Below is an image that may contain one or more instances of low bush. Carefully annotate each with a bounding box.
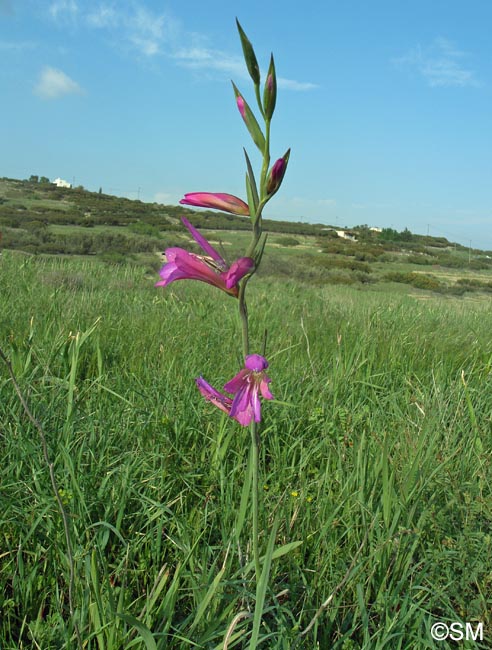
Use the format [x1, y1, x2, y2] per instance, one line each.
[384, 271, 442, 291]
[276, 236, 301, 247]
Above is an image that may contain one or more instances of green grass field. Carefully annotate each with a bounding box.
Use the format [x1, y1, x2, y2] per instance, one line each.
[1, 250, 491, 649]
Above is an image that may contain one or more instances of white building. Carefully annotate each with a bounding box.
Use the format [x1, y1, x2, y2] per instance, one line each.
[52, 178, 72, 188]
[335, 229, 357, 242]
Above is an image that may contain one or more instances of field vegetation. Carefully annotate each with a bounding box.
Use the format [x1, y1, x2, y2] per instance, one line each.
[1, 178, 491, 648]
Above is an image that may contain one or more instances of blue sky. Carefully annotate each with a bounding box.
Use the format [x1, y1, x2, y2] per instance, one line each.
[1, 0, 491, 250]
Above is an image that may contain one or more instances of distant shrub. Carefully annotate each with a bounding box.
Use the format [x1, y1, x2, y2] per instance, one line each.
[315, 257, 371, 273]
[24, 220, 47, 231]
[99, 251, 133, 265]
[435, 255, 467, 269]
[409, 274, 441, 290]
[378, 253, 398, 263]
[128, 221, 161, 237]
[354, 252, 376, 262]
[470, 259, 492, 270]
[456, 277, 481, 287]
[276, 236, 300, 247]
[324, 270, 358, 285]
[407, 254, 434, 265]
[456, 277, 492, 291]
[384, 271, 441, 291]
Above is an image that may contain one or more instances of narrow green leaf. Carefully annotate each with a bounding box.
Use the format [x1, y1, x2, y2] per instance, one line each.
[238, 539, 303, 577]
[236, 19, 260, 85]
[118, 613, 157, 650]
[248, 518, 279, 649]
[244, 148, 259, 212]
[235, 445, 253, 542]
[189, 549, 229, 633]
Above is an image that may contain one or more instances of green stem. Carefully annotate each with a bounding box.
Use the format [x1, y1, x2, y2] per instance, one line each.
[250, 421, 261, 582]
[238, 101, 272, 589]
[238, 281, 249, 359]
[259, 120, 271, 200]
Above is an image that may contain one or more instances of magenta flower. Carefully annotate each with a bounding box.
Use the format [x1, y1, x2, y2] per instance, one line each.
[180, 192, 249, 216]
[155, 217, 254, 296]
[196, 354, 273, 427]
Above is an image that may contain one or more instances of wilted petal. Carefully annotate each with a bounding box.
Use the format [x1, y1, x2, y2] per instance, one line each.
[196, 377, 233, 415]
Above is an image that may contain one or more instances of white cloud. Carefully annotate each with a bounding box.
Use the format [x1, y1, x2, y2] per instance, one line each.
[173, 46, 248, 77]
[46, 2, 317, 89]
[34, 66, 84, 99]
[125, 6, 180, 57]
[49, 0, 78, 21]
[173, 46, 317, 90]
[278, 78, 319, 91]
[395, 37, 480, 88]
[86, 5, 118, 28]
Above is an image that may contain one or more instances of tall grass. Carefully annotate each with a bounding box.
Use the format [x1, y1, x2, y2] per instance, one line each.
[1, 251, 491, 648]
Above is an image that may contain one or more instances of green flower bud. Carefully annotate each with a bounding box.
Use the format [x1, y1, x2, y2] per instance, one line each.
[263, 54, 277, 120]
[232, 82, 266, 153]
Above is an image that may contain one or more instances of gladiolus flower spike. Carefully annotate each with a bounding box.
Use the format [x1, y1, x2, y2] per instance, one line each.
[180, 192, 249, 216]
[196, 354, 273, 427]
[155, 217, 254, 296]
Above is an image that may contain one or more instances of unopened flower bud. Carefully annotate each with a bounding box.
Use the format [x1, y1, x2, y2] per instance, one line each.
[266, 149, 290, 196]
[263, 54, 277, 120]
[232, 82, 265, 153]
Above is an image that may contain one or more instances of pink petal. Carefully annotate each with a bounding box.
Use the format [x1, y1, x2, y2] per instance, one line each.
[196, 377, 233, 415]
[181, 217, 225, 265]
[260, 376, 274, 400]
[245, 354, 269, 372]
[223, 368, 250, 394]
[180, 192, 249, 216]
[155, 248, 237, 295]
[225, 257, 254, 289]
[229, 379, 265, 426]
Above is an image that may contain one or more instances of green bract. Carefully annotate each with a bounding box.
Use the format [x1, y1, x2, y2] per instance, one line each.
[236, 18, 261, 86]
[232, 82, 266, 153]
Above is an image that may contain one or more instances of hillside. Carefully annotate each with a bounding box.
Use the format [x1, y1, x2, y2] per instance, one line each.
[1, 176, 492, 297]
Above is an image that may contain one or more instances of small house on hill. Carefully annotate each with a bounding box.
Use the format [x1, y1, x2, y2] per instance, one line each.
[52, 178, 72, 188]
